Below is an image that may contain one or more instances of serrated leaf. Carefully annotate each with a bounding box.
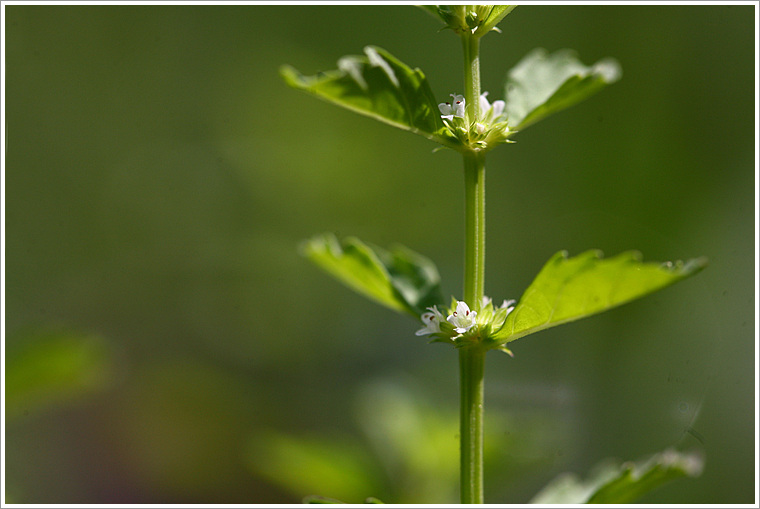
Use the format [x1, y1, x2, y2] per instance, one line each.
[493, 250, 707, 343]
[302, 233, 444, 318]
[281, 46, 448, 146]
[530, 448, 703, 504]
[504, 48, 621, 131]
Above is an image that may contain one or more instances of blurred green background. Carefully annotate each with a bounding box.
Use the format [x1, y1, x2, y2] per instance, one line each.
[4, 4, 756, 504]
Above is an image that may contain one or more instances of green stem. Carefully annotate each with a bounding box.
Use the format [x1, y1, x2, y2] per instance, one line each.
[459, 345, 486, 504]
[461, 34, 481, 124]
[463, 152, 486, 306]
[460, 32, 486, 505]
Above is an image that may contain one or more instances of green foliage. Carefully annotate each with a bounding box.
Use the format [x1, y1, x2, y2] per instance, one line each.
[504, 48, 622, 131]
[5, 329, 115, 419]
[281, 46, 449, 147]
[247, 430, 382, 504]
[249, 379, 550, 504]
[530, 448, 704, 504]
[493, 250, 707, 344]
[281, 45, 620, 153]
[302, 233, 444, 317]
[419, 5, 517, 37]
[481, 5, 518, 29]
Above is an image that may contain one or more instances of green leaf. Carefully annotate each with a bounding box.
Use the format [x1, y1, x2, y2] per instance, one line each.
[302, 233, 444, 318]
[5, 329, 115, 419]
[478, 5, 517, 34]
[504, 48, 621, 131]
[247, 430, 382, 504]
[493, 250, 707, 344]
[281, 46, 447, 146]
[530, 448, 704, 504]
[417, 5, 444, 21]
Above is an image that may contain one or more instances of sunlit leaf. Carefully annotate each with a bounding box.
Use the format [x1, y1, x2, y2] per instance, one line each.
[247, 430, 382, 504]
[493, 250, 706, 344]
[504, 48, 621, 130]
[5, 329, 115, 419]
[281, 46, 448, 146]
[530, 448, 704, 504]
[302, 233, 444, 317]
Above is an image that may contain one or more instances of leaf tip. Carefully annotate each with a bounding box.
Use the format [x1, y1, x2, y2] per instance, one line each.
[594, 57, 623, 83]
[299, 232, 338, 259]
[279, 64, 303, 87]
[667, 256, 709, 276]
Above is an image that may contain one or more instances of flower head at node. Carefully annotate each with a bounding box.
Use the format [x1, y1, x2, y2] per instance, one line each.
[414, 296, 518, 353]
[438, 92, 515, 152]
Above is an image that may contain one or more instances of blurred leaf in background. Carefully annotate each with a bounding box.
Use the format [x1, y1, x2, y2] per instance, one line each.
[6, 328, 117, 420]
[246, 377, 576, 504]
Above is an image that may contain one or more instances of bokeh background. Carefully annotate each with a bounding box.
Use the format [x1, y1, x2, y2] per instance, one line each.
[4, 4, 756, 504]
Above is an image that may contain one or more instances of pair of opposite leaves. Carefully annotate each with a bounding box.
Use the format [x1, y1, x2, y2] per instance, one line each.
[283, 45, 705, 348]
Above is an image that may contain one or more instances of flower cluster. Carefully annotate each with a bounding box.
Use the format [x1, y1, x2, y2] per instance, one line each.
[416, 296, 517, 354]
[438, 92, 515, 152]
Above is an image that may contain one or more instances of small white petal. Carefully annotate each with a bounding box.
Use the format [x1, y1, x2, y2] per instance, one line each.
[479, 92, 491, 113]
[491, 100, 506, 119]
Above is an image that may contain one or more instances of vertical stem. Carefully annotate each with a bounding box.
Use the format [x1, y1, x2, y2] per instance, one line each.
[463, 152, 486, 306]
[460, 151, 486, 505]
[459, 346, 486, 504]
[460, 31, 486, 505]
[461, 35, 481, 124]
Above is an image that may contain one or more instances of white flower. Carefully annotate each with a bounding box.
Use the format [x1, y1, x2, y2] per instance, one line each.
[438, 94, 465, 121]
[447, 301, 478, 334]
[415, 306, 445, 336]
[479, 92, 506, 122]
